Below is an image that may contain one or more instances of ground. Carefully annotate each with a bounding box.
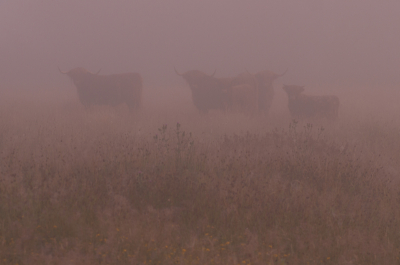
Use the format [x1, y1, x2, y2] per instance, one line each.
[0, 83, 399, 264]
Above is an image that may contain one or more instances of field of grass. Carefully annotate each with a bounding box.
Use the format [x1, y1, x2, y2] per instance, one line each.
[0, 85, 400, 264]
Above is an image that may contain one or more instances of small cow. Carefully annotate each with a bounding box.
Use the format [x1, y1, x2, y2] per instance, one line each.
[282, 85, 340, 121]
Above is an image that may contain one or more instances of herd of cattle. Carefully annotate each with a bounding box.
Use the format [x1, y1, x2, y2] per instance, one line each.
[58, 67, 340, 121]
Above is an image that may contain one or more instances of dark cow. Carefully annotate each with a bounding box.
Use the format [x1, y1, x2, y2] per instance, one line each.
[229, 83, 258, 115]
[247, 69, 287, 113]
[59, 67, 143, 110]
[175, 67, 229, 113]
[282, 85, 340, 121]
[224, 69, 287, 114]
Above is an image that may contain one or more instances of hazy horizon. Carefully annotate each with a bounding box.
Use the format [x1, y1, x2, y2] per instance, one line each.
[1, 0, 400, 88]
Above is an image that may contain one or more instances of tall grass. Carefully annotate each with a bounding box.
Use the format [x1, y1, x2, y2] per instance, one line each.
[0, 87, 399, 264]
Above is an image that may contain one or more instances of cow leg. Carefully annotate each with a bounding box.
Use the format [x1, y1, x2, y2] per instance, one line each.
[126, 101, 137, 112]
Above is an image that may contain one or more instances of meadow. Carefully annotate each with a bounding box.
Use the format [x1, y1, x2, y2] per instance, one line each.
[0, 83, 399, 264]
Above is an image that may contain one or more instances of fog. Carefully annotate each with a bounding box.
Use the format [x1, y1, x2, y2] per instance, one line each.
[1, 0, 400, 89]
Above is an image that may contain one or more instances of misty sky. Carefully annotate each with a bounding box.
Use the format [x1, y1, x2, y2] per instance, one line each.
[1, 0, 400, 87]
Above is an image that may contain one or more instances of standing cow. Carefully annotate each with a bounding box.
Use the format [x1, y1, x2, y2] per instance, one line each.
[229, 83, 259, 115]
[282, 85, 340, 121]
[175, 67, 229, 114]
[59, 67, 143, 110]
[248, 69, 287, 113]
[227, 69, 287, 114]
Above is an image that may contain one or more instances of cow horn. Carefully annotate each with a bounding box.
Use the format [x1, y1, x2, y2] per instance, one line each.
[88, 69, 101, 75]
[174, 66, 183, 76]
[210, 69, 216, 77]
[58, 66, 68, 74]
[245, 68, 258, 88]
[245, 68, 255, 76]
[278, 68, 288, 77]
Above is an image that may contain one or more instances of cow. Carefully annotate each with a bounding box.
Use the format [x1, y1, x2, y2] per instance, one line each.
[229, 83, 258, 115]
[223, 69, 286, 115]
[282, 85, 340, 121]
[174, 67, 229, 113]
[58, 67, 143, 110]
[247, 69, 287, 114]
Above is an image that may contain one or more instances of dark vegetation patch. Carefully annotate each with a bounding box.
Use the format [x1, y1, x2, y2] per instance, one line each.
[1, 113, 399, 264]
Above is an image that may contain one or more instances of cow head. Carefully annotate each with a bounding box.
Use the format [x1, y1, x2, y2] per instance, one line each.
[282, 85, 305, 100]
[175, 67, 230, 112]
[246, 69, 288, 89]
[243, 68, 287, 112]
[58, 67, 101, 87]
[174, 67, 217, 89]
